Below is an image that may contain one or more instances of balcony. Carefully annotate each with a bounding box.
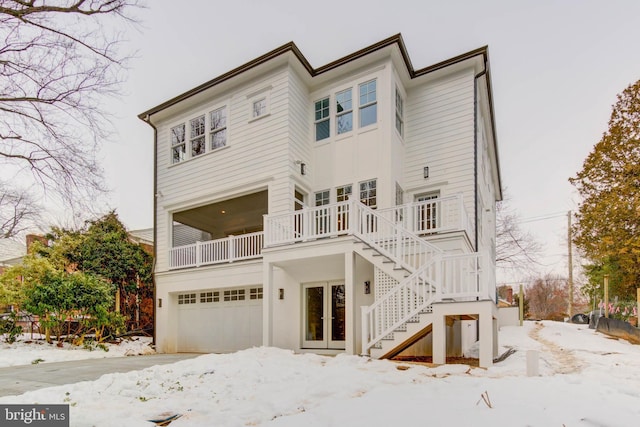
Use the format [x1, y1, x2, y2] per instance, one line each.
[169, 232, 264, 269]
[264, 194, 473, 248]
[168, 194, 473, 270]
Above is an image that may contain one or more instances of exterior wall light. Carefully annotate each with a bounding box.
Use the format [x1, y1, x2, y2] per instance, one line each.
[423, 166, 429, 179]
[294, 160, 306, 175]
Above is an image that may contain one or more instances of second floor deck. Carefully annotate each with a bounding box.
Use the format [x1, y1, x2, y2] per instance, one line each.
[168, 194, 473, 270]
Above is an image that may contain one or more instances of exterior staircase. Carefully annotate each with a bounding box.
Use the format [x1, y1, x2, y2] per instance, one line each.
[351, 202, 441, 358]
[352, 202, 482, 359]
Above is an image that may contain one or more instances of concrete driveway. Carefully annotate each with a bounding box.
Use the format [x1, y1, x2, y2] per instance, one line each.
[0, 353, 200, 397]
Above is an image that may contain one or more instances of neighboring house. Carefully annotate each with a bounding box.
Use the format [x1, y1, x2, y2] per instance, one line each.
[129, 228, 154, 255]
[139, 34, 502, 367]
[0, 239, 26, 276]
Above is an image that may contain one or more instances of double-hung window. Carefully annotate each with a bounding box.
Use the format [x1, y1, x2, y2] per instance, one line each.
[315, 97, 330, 141]
[190, 115, 206, 157]
[395, 87, 404, 136]
[359, 179, 377, 208]
[359, 80, 377, 128]
[210, 107, 227, 150]
[336, 88, 353, 134]
[253, 98, 267, 118]
[171, 124, 186, 164]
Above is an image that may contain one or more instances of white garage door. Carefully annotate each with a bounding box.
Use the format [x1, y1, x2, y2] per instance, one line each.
[177, 287, 263, 353]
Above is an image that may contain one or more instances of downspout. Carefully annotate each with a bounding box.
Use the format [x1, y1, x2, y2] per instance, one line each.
[474, 62, 488, 339]
[142, 114, 158, 347]
[474, 66, 487, 253]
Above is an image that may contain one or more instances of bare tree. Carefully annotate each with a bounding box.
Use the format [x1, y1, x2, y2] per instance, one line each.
[0, 0, 142, 220]
[526, 274, 568, 320]
[496, 193, 543, 275]
[0, 182, 39, 238]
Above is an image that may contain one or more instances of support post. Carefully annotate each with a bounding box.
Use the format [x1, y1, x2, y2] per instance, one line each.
[567, 211, 573, 318]
[604, 274, 609, 318]
[519, 284, 524, 326]
[432, 312, 446, 365]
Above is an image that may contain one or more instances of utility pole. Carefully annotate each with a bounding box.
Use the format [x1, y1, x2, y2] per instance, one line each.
[567, 210, 574, 319]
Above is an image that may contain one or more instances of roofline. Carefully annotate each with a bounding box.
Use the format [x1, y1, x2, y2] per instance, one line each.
[137, 34, 490, 120]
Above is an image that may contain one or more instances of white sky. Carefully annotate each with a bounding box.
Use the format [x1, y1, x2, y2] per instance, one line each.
[100, 0, 640, 284]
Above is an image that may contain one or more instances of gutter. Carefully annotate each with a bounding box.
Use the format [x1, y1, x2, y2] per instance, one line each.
[142, 114, 158, 347]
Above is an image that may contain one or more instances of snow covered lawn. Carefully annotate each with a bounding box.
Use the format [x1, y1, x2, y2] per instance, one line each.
[1, 321, 639, 426]
[0, 335, 155, 367]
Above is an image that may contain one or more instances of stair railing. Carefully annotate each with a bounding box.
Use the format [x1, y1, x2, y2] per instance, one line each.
[351, 201, 442, 275]
[361, 260, 440, 353]
[351, 201, 446, 353]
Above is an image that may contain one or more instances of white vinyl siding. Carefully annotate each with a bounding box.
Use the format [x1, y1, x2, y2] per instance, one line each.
[403, 69, 476, 220]
[154, 66, 292, 271]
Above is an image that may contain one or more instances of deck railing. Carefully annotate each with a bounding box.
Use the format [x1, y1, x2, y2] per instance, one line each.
[169, 231, 264, 269]
[375, 194, 474, 239]
[264, 195, 472, 248]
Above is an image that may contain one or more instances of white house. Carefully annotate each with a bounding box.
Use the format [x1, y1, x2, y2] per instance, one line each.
[139, 34, 502, 367]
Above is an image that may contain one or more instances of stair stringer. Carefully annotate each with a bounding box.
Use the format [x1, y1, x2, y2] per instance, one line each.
[353, 241, 410, 284]
[370, 311, 435, 360]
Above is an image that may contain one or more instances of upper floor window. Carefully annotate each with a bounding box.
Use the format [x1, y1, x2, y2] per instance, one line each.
[315, 190, 330, 206]
[395, 87, 404, 136]
[336, 88, 353, 134]
[336, 185, 352, 202]
[190, 115, 206, 157]
[359, 179, 377, 208]
[315, 97, 330, 141]
[359, 80, 377, 128]
[253, 98, 267, 118]
[210, 107, 227, 150]
[170, 106, 228, 165]
[171, 124, 186, 164]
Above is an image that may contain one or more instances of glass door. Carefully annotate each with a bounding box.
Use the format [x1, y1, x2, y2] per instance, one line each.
[302, 281, 345, 349]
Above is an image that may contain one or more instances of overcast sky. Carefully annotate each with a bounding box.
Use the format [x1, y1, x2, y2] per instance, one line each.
[101, 0, 640, 284]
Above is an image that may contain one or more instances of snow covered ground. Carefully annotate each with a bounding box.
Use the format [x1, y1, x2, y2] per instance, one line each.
[0, 335, 155, 367]
[1, 321, 639, 426]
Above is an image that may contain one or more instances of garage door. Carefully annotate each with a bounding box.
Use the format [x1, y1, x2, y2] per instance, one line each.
[177, 287, 263, 353]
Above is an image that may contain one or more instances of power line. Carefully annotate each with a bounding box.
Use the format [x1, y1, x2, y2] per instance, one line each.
[518, 212, 567, 224]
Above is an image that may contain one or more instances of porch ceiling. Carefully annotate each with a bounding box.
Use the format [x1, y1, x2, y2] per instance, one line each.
[273, 254, 345, 283]
[174, 190, 268, 237]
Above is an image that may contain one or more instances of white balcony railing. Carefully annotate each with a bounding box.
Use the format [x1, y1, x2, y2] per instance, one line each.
[170, 195, 473, 270]
[264, 195, 472, 247]
[169, 231, 264, 269]
[375, 194, 474, 239]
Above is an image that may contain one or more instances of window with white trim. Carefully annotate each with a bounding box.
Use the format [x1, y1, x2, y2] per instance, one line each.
[252, 98, 267, 118]
[178, 293, 196, 305]
[359, 179, 377, 208]
[224, 289, 246, 301]
[336, 185, 352, 202]
[359, 80, 377, 128]
[315, 190, 330, 206]
[250, 288, 263, 300]
[171, 124, 186, 164]
[314, 97, 330, 141]
[336, 88, 353, 134]
[190, 115, 206, 157]
[210, 107, 227, 150]
[395, 87, 404, 136]
[395, 182, 403, 205]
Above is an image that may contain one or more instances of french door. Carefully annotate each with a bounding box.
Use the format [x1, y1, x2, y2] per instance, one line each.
[302, 281, 346, 349]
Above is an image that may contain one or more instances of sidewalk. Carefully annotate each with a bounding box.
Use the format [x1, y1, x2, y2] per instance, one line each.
[0, 353, 200, 397]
